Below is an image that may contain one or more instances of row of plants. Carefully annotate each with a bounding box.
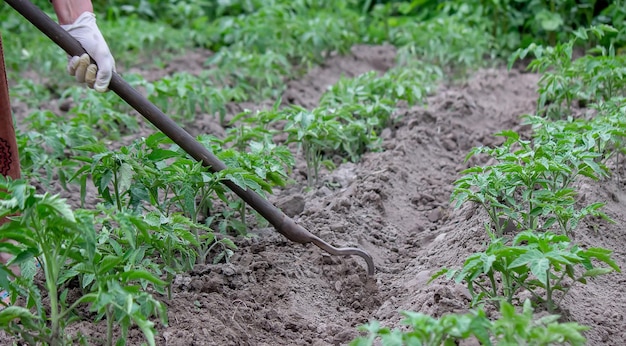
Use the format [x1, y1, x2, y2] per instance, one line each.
[1, 127, 296, 344]
[374, 0, 626, 52]
[226, 61, 443, 187]
[4, 0, 625, 94]
[352, 299, 589, 346]
[92, 0, 626, 52]
[0, 2, 456, 343]
[3, 0, 515, 109]
[352, 26, 624, 345]
[1, 0, 624, 345]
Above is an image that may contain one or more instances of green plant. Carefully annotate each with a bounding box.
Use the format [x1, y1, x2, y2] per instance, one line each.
[508, 25, 620, 118]
[141, 72, 231, 125]
[313, 66, 440, 164]
[283, 106, 344, 187]
[452, 130, 609, 236]
[351, 308, 492, 346]
[206, 49, 292, 101]
[586, 98, 626, 177]
[392, 15, 494, 74]
[597, 0, 626, 48]
[351, 299, 588, 346]
[434, 0, 616, 50]
[0, 177, 166, 346]
[90, 206, 199, 299]
[223, 101, 285, 152]
[432, 230, 620, 312]
[16, 111, 99, 190]
[70, 132, 283, 264]
[62, 86, 140, 140]
[492, 299, 588, 345]
[96, 16, 195, 67]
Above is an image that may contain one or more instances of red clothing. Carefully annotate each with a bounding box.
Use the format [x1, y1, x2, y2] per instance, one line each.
[0, 33, 20, 180]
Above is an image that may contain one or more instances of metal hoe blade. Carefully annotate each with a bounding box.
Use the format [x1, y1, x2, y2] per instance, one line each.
[6, 0, 375, 275]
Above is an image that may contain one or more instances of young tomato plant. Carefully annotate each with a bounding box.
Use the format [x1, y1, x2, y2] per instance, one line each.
[141, 72, 230, 125]
[62, 85, 140, 140]
[432, 230, 620, 313]
[525, 104, 626, 181]
[71, 134, 245, 264]
[91, 206, 199, 299]
[222, 98, 289, 154]
[71, 131, 287, 265]
[452, 129, 609, 236]
[351, 299, 588, 346]
[351, 309, 492, 346]
[16, 110, 99, 190]
[391, 15, 493, 75]
[283, 106, 344, 187]
[508, 25, 619, 118]
[0, 177, 166, 346]
[491, 299, 588, 346]
[212, 139, 294, 235]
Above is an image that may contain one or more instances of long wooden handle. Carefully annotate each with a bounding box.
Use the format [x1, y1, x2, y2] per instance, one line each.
[5, 0, 375, 275]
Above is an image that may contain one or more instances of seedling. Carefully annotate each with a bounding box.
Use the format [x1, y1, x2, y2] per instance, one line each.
[452, 129, 610, 236]
[0, 177, 166, 346]
[432, 231, 620, 313]
[508, 25, 619, 118]
[283, 106, 344, 186]
[351, 299, 588, 346]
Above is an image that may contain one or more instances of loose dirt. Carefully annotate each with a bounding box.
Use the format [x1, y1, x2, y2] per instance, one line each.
[6, 44, 626, 345]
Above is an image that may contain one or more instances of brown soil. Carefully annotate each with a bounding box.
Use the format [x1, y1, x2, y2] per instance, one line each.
[5, 44, 626, 345]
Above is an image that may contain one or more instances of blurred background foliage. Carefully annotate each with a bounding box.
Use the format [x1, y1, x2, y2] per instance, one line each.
[2, 0, 624, 51]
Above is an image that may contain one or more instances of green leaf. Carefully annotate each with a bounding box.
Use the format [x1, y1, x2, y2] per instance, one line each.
[508, 249, 539, 269]
[495, 130, 520, 141]
[146, 149, 180, 162]
[97, 255, 123, 275]
[118, 162, 134, 194]
[428, 268, 450, 284]
[135, 317, 157, 346]
[545, 323, 588, 345]
[120, 270, 167, 287]
[583, 247, 621, 272]
[582, 268, 614, 277]
[220, 237, 238, 250]
[0, 306, 39, 326]
[530, 258, 550, 286]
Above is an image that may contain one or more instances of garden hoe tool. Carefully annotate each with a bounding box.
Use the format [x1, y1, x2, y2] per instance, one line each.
[6, 0, 375, 275]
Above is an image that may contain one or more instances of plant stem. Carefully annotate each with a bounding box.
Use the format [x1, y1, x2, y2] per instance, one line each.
[36, 215, 61, 346]
[488, 272, 498, 298]
[515, 278, 546, 304]
[546, 267, 554, 313]
[46, 260, 60, 346]
[490, 204, 501, 236]
[113, 169, 122, 212]
[473, 280, 494, 300]
[239, 199, 246, 226]
[107, 306, 114, 346]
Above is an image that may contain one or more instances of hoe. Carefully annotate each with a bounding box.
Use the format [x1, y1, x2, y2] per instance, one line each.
[5, 0, 375, 275]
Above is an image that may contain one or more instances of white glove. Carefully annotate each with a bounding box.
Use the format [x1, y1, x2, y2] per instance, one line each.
[61, 12, 115, 92]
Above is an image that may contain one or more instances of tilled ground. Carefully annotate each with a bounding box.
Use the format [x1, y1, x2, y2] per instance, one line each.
[5, 45, 626, 345]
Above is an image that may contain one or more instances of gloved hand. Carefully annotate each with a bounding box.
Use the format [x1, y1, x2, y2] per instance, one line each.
[61, 12, 115, 92]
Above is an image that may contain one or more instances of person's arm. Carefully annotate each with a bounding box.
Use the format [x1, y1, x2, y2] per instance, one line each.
[51, 0, 115, 92]
[51, 0, 93, 25]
